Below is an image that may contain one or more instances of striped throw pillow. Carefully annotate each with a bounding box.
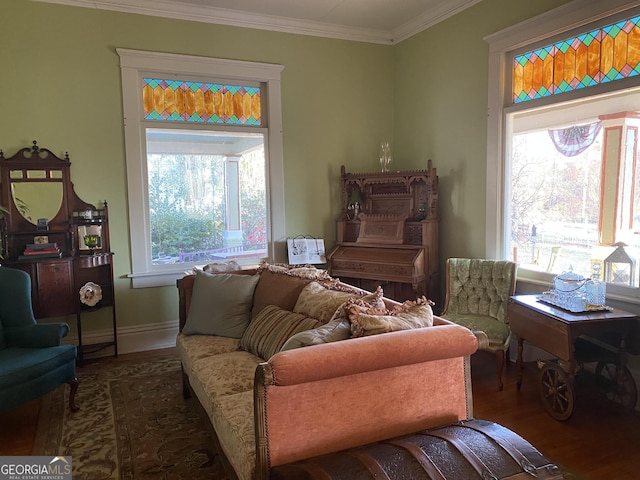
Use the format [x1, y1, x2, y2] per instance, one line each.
[240, 305, 322, 359]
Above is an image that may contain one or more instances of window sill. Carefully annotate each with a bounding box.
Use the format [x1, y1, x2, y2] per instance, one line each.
[127, 268, 191, 288]
[127, 259, 265, 288]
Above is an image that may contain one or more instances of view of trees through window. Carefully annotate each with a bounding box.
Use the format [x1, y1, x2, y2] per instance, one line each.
[509, 104, 640, 287]
[501, 6, 640, 290]
[510, 129, 603, 277]
[146, 128, 267, 265]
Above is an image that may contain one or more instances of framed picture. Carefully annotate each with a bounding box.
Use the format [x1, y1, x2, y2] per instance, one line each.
[33, 235, 49, 244]
[287, 237, 326, 265]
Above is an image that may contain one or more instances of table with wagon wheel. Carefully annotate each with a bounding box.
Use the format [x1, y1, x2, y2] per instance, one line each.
[508, 294, 638, 421]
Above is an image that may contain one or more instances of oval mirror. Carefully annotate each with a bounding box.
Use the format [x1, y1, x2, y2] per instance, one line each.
[11, 182, 64, 225]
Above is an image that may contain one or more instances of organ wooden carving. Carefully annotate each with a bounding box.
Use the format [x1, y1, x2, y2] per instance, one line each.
[328, 160, 439, 303]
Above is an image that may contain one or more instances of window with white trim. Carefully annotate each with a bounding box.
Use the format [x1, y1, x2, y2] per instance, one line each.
[117, 49, 285, 287]
[486, 1, 640, 298]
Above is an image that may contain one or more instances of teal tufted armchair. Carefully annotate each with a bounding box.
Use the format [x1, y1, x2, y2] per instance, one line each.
[0, 267, 79, 412]
[440, 258, 517, 390]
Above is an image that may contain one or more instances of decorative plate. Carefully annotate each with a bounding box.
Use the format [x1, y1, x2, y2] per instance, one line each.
[79, 282, 102, 307]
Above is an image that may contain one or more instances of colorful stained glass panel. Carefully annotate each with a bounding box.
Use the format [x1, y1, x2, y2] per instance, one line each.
[513, 16, 640, 103]
[142, 78, 261, 125]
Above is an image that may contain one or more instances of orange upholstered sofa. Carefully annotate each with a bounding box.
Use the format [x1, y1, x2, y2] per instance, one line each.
[176, 264, 479, 480]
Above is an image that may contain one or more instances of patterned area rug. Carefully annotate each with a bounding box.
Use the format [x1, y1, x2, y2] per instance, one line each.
[32, 354, 231, 480]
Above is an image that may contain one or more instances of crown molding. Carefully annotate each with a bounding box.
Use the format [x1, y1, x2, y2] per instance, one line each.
[391, 0, 482, 44]
[33, 0, 480, 45]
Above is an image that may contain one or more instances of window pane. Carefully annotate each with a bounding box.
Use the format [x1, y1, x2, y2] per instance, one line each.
[143, 78, 261, 125]
[146, 128, 267, 265]
[510, 128, 603, 278]
[512, 15, 640, 104]
[509, 99, 640, 288]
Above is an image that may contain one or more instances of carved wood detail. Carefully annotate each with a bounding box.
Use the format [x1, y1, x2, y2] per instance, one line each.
[329, 160, 439, 303]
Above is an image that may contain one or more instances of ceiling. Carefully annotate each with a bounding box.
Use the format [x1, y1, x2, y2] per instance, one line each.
[37, 0, 482, 44]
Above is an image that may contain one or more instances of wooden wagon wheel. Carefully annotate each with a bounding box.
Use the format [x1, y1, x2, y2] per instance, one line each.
[539, 362, 575, 421]
[595, 361, 638, 412]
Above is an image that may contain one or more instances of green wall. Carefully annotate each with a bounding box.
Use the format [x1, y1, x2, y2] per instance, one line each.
[2, 0, 392, 334]
[393, 0, 570, 262]
[1, 0, 569, 335]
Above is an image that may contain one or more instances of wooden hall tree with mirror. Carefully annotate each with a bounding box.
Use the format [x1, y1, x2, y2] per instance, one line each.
[0, 141, 117, 365]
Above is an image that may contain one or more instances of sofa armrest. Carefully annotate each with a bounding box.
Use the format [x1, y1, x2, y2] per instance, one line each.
[177, 275, 196, 332]
[433, 315, 455, 326]
[267, 324, 477, 385]
[254, 324, 478, 478]
[5, 323, 69, 348]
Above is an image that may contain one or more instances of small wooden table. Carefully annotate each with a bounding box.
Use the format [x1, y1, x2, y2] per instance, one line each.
[509, 294, 638, 420]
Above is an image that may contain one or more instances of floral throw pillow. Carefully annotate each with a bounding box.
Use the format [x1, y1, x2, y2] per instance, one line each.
[348, 296, 434, 337]
[330, 285, 385, 322]
[280, 286, 386, 351]
[293, 282, 360, 324]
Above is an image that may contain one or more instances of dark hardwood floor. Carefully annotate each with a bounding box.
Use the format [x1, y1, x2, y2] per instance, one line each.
[1, 348, 639, 479]
[471, 351, 640, 480]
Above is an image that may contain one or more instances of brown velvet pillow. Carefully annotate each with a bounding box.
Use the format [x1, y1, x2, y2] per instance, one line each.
[251, 270, 310, 318]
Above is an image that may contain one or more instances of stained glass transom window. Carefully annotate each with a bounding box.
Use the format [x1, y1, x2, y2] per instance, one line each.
[513, 15, 640, 103]
[142, 78, 261, 125]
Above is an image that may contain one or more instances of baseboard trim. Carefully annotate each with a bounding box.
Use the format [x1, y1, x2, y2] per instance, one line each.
[66, 320, 179, 357]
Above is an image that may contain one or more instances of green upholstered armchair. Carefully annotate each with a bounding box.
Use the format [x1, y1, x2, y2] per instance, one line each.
[0, 267, 79, 412]
[440, 258, 517, 390]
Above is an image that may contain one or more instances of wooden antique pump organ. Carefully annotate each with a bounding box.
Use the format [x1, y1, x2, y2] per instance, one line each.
[328, 160, 439, 303]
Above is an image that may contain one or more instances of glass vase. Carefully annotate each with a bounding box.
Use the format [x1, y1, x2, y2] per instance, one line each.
[379, 141, 391, 172]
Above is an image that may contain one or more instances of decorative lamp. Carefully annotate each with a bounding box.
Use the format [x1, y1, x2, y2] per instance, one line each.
[604, 242, 636, 286]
